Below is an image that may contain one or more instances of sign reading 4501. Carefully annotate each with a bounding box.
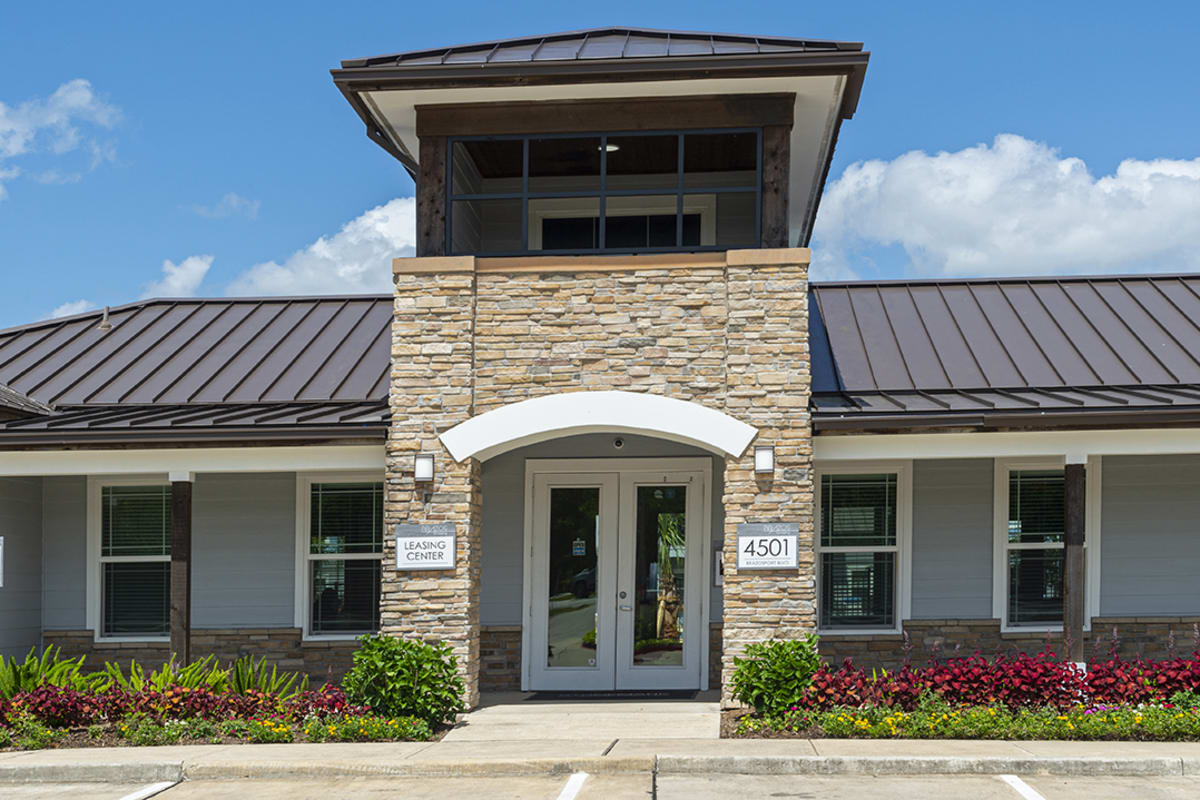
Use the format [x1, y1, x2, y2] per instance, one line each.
[736, 523, 799, 570]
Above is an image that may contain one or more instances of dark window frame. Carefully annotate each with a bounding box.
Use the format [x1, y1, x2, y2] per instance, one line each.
[305, 480, 384, 637]
[446, 128, 763, 256]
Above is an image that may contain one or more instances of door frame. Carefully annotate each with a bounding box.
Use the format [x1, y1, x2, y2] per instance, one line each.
[521, 457, 713, 692]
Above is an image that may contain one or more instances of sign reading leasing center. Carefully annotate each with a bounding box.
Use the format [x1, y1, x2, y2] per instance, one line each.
[736, 522, 799, 570]
[395, 522, 456, 570]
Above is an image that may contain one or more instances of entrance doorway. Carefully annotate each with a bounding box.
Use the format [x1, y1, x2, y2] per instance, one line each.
[524, 458, 710, 691]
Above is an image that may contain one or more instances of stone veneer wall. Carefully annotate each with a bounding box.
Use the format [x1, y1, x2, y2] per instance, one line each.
[819, 617, 1200, 669]
[390, 250, 811, 706]
[42, 628, 357, 683]
[480, 625, 521, 692]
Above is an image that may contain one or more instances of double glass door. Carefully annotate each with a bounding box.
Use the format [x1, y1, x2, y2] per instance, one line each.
[527, 461, 707, 691]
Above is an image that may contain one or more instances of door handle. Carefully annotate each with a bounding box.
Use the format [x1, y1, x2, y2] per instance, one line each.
[619, 605, 633, 611]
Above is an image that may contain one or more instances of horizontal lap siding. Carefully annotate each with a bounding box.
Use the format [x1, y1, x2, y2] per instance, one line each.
[42, 476, 86, 630]
[911, 459, 993, 619]
[192, 473, 296, 628]
[0, 477, 42, 658]
[1101, 455, 1200, 616]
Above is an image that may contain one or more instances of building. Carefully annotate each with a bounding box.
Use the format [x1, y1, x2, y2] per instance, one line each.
[2, 28, 1200, 708]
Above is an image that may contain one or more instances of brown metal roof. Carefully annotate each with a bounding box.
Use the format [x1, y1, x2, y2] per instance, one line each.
[811, 274, 1200, 431]
[340, 27, 862, 69]
[0, 296, 392, 407]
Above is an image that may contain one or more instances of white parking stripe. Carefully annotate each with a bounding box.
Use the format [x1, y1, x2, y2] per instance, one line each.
[998, 774, 1048, 800]
[555, 771, 590, 800]
[117, 781, 179, 800]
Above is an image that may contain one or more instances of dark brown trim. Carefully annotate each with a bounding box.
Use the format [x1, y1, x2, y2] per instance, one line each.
[170, 479, 192, 663]
[1063, 463, 1086, 661]
[760, 125, 790, 248]
[813, 407, 1200, 433]
[417, 136, 447, 257]
[415, 94, 796, 137]
[336, 87, 418, 177]
[0, 425, 387, 448]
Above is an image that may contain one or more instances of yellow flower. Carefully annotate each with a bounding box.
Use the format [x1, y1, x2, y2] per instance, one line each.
[1057, 715, 1068, 721]
[1067, 722, 1075, 730]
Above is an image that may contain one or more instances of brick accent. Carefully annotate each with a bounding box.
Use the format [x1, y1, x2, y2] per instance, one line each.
[41, 628, 356, 683]
[818, 617, 1200, 669]
[480, 625, 522, 691]
[720, 254, 813, 706]
[386, 270, 483, 707]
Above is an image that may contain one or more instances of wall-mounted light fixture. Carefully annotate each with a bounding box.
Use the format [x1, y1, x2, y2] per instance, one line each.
[414, 454, 435, 483]
[754, 446, 775, 475]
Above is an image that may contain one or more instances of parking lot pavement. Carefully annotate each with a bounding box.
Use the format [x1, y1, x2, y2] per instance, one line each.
[145, 773, 651, 799]
[1, 783, 174, 799]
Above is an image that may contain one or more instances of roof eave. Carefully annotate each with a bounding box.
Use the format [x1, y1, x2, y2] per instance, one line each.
[813, 406, 1200, 434]
[0, 424, 389, 448]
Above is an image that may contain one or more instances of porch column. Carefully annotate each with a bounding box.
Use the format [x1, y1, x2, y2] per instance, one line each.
[169, 471, 193, 664]
[720, 248, 814, 706]
[1063, 459, 1086, 662]
[384, 259, 482, 707]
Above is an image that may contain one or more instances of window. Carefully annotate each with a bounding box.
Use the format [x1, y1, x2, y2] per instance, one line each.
[815, 465, 910, 631]
[304, 480, 383, 636]
[1003, 468, 1065, 627]
[447, 130, 760, 255]
[99, 484, 170, 637]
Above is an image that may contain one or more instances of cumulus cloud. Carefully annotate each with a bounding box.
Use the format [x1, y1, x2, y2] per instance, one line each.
[46, 299, 96, 319]
[140, 255, 213, 298]
[811, 134, 1200, 280]
[226, 196, 415, 295]
[0, 79, 120, 200]
[193, 191, 260, 220]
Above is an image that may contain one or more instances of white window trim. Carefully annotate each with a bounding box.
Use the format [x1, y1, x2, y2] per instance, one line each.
[86, 475, 171, 643]
[992, 457, 1101, 633]
[294, 471, 386, 642]
[813, 460, 913, 636]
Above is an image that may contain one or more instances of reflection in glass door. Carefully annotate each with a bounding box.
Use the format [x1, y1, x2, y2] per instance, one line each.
[546, 487, 600, 669]
[631, 485, 687, 667]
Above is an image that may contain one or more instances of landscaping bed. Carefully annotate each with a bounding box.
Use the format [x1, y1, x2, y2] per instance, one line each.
[0, 635, 463, 751]
[724, 633, 1200, 741]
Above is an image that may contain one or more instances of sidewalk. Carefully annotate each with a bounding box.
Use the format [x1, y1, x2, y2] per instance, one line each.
[3, 738, 1200, 783]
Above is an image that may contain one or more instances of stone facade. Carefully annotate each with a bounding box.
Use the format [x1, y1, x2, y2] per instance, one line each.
[480, 625, 522, 691]
[42, 628, 357, 683]
[389, 250, 812, 705]
[819, 617, 1200, 669]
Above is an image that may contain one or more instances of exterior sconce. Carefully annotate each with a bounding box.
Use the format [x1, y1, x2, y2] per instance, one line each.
[754, 446, 775, 475]
[414, 454, 435, 483]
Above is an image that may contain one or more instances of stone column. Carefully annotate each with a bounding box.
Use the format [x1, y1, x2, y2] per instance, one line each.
[384, 256, 483, 707]
[720, 248, 814, 707]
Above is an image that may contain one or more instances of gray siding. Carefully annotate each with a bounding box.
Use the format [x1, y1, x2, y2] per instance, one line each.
[1101, 455, 1200, 616]
[192, 473, 296, 628]
[910, 459, 993, 619]
[41, 476, 87, 630]
[0, 477, 42, 658]
[480, 434, 724, 626]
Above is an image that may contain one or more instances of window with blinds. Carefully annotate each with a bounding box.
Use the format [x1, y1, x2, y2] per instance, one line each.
[1006, 470, 1065, 626]
[307, 481, 383, 635]
[99, 485, 171, 636]
[818, 473, 899, 629]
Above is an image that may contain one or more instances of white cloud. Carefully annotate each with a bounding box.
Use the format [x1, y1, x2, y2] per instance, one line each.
[226, 196, 415, 295]
[0, 79, 120, 201]
[193, 191, 260, 220]
[33, 169, 82, 185]
[46, 299, 96, 319]
[140, 255, 213, 298]
[811, 134, 1200, 280]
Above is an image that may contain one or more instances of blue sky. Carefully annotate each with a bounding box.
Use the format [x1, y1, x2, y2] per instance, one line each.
[1, 1, 1198, 327]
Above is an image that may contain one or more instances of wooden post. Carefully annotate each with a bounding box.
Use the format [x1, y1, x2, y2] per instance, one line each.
[760, 125, 791, 248]
[417, 136, 447, 257]
[1063, 462, 1086, 662]
[170, 476, 193, 664]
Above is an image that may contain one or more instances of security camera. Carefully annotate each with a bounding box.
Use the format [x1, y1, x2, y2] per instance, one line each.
[613, 437, 625, 449]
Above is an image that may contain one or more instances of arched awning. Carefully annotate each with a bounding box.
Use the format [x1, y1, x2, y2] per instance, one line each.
[439, 390, 757, 462]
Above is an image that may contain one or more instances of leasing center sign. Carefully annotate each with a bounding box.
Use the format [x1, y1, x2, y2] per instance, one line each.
[395, 522, 456, 570]
[736, 522, 799, 570]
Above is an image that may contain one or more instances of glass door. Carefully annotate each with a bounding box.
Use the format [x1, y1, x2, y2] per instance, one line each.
[615, 470, 704, 690]
[527, 473, 618, 690]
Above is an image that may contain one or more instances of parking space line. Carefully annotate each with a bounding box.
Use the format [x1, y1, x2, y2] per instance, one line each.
[998, 774, 1047, 800]
[117, 781, 179, 800]
[555, 771, 590, 800]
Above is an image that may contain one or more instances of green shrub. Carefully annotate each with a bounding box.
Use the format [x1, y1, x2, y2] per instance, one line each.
[1170, 689, 1200, 710]
[117, 716, 186, 746]
[303, 713, 431, 742]
[341, 636, 464, 726]
[229, 655, 306, 698]
[9, 716, 63, 749]
[730, 635, 824, 718]
[0, 646, 87, 699]
[94, 655, 230, 694]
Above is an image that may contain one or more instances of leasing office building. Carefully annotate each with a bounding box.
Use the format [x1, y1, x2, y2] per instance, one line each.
[2, 29, 1200, 708]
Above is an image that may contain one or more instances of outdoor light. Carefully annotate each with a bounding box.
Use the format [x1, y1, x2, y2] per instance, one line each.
[414, 454, 435, 482]
[754, 446, 775, 475]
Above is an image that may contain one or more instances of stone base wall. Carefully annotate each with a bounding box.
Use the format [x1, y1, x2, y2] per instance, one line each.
[43, 628, 357, 684]
[708, 622, 722, 689]
[480, 625, 521, 691]
[819, 617, 1200, 669]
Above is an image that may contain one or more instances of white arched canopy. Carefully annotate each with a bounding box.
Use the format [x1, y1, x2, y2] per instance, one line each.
[439, 390, 757, 462]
